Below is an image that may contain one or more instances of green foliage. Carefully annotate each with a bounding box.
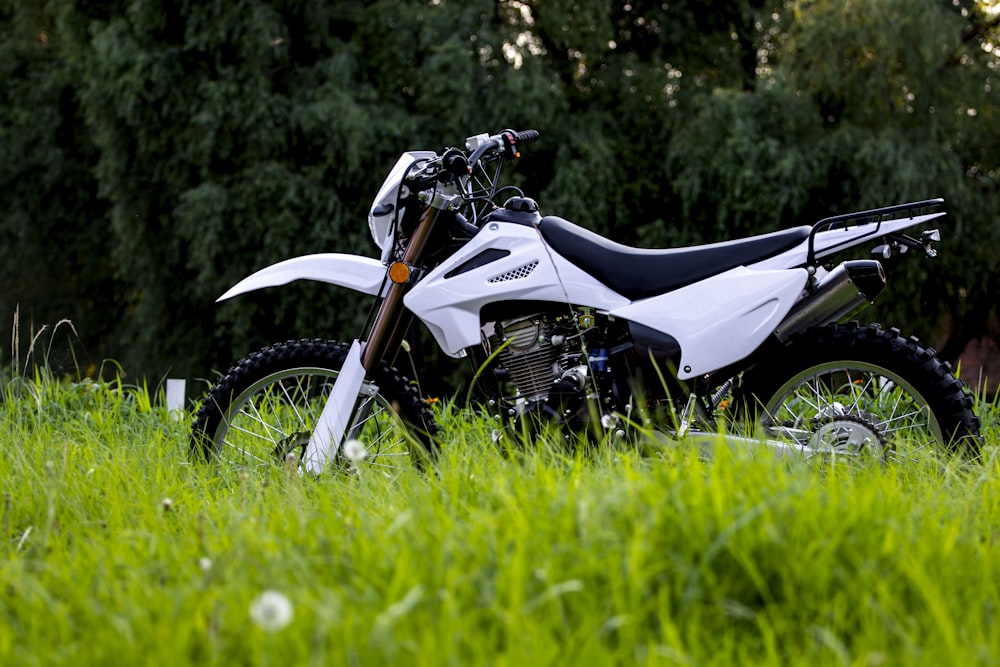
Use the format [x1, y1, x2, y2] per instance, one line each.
[666, 86, 828, 239]
[774, 0, 1000, 345]
[662, 0, 1000, 350]
[0, 1, 118, 373]
[1, 378, 999, 664]
[1, 0, 999, 382]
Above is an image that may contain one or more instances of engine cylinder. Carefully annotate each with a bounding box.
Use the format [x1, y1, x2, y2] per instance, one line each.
[496, 316, 558, 402]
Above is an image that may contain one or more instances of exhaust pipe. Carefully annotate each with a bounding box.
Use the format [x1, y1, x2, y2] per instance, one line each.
[774, 260, 885, 343]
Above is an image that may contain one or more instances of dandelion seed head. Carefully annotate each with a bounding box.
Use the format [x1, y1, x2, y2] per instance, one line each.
[250, 590, 293, 631]
[343, 439, 368, 464]
[198, 557, 212, 573]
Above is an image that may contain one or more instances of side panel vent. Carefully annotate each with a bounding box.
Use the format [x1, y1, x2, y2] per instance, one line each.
[488, 260, 539, 284]
[444, 248, 511, 279]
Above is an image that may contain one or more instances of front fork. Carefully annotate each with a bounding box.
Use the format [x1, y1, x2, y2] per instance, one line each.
[303, 206, 444, 472]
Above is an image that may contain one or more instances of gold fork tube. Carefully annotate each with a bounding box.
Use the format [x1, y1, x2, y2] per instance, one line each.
[361, 206, 442, 371]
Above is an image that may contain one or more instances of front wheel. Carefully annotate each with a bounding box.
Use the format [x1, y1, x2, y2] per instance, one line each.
[735, 322, 981, 461]
[190, 339, 438, 473]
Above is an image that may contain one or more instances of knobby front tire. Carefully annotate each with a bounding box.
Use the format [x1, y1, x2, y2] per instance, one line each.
[190, 339, 439, 473]
[736, 322, 981, 461]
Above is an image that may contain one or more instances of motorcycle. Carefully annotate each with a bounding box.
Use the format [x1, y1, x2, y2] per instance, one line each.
[190, 128, 981, 473]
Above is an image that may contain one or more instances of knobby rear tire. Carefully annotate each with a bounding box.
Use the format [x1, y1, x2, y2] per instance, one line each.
[190, 339, 439, 473]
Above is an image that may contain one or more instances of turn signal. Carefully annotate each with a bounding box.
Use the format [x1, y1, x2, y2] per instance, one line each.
[388, 261, 412, 284]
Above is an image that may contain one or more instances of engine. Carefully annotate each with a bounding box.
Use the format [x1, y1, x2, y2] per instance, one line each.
[484, 309, 614, 424]
[494, 316, 560, 402]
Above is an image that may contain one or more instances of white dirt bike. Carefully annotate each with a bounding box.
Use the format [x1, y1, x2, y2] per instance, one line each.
[191, 129, 981, 473]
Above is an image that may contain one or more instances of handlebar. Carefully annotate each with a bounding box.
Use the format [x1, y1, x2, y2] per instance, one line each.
[511, 129, 540, 145]
[405, 128, 539, 188]
[466, 128, 539, 168]
[400, 128, 539, 234]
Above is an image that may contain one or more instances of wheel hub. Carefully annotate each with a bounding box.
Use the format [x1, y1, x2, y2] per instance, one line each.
[809, 413, 888, 457]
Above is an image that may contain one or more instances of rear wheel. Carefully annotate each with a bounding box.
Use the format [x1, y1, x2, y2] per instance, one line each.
[735, 322, 981, 461]
[191, 339, 438, 474]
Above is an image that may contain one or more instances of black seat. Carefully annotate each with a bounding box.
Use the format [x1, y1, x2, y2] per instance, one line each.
[537, 216, 812, 300]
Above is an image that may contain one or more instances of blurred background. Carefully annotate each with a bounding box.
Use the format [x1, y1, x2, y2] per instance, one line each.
[2, 0, 999, 397]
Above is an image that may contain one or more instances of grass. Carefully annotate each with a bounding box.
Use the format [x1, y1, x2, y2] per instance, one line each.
[1, 372, 999, 665]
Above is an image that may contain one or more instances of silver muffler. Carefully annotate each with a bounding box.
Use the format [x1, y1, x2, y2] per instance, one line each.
[774, 260, 885, 342]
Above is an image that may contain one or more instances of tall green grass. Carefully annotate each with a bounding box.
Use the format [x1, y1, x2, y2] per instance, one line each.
[1, 374, 998, 665]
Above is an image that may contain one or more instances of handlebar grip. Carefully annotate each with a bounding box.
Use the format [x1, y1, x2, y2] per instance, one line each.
[514, 129, 539, 145]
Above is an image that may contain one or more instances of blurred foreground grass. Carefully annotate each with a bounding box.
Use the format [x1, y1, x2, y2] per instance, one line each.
[0, 375, 998, 666]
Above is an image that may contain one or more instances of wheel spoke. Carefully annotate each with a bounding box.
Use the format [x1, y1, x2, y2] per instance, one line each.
[221, 442, 271, 465]
[880, 419, 930, 434]
[879, 407, 928, 428]
[228, 422, 283, 444]
[847, 372, 877, 413]
[806, 378, 825, 412]
[243, 397, 287, 438]
[277, 379, 307, 426]
[886, 389, 905, 426]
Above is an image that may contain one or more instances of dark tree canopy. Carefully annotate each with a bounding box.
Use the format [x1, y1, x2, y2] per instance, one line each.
[2, 0, 998, 388]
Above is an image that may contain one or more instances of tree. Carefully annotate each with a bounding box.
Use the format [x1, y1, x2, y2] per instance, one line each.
[611, 0, 1000, 363]
[729, 0, 1000, 359]
[30, 0, 570, 382]
[0, 0, 118, 374]
[2, 0, 998, 388]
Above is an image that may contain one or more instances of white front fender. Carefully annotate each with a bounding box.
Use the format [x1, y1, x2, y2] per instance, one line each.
[217, 253, 387, 302]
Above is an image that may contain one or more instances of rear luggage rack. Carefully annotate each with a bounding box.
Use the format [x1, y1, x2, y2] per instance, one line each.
[807, 198, 944, 264]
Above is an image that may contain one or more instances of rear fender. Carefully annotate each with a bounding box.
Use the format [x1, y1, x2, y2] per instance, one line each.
[610, 266, 809, 379]
[217, 253, 387, 302]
